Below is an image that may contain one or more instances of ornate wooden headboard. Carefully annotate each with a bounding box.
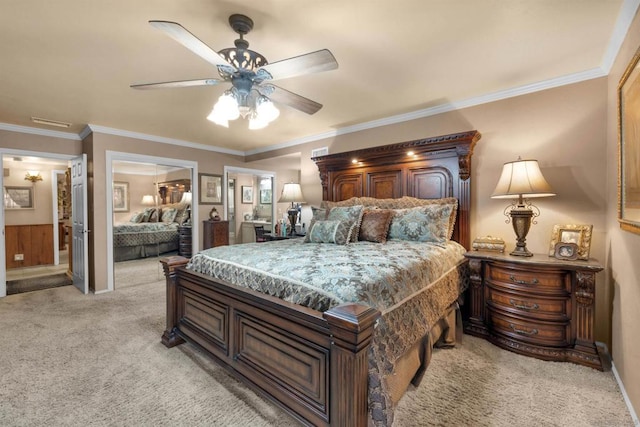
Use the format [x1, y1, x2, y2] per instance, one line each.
[312, 130, 481, 249]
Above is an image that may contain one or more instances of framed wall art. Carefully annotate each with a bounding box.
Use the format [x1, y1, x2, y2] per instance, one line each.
[3, 186, 34, 209]
[548, 224, 593, 261]
[618, 44, 640, 234]
[260, 189, 272, 204]
[113, 181, 129, 212]
[242, 186, 253, 204]
[199, 173, 222, 205]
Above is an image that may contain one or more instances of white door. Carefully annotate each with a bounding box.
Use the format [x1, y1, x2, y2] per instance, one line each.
[71, 155, 88, 294]
[0, 157, 5, 298]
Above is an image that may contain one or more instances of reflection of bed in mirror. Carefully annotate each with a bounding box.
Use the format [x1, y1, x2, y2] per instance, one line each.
[114, 202, 190, 262]
[160, 131, 480, 426]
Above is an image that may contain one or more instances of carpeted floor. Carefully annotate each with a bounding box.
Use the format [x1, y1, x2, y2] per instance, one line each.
[0, 279, 634, 426]
[6, 272, 72, 295]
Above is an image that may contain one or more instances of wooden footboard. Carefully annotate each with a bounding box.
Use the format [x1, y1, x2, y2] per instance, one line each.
[160, 256, 380, 427]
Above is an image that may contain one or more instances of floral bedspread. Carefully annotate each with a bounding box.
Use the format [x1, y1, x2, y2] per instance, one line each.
[186, 239, 468, 426]
[112, 222, 179, 247]
[187, 239, 466, 313]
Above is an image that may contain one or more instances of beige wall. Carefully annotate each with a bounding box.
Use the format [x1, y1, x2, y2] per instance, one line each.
[606, 8, 640, 415]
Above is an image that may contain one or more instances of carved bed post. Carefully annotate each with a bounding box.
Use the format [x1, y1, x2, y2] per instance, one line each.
[160, 256, 189, 348]
[324, 303, 380, 427]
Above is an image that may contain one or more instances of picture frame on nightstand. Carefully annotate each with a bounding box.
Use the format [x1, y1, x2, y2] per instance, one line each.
[553, 242, 579, 260]
[548, 224, 592, 260]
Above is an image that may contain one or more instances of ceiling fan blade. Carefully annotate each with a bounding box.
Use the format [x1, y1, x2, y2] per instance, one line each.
[149, 20, 233, 69]
[258, 49, 338, 82]
[130, 78, 222, 90]
[267, 85, 322, 115]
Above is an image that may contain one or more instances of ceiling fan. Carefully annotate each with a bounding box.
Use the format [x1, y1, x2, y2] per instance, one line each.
[131, 14, 339, 129]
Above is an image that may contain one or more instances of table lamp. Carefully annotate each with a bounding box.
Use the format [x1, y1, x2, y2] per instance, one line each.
[491, 157, 555, 256]
[278, 183, 306, 236]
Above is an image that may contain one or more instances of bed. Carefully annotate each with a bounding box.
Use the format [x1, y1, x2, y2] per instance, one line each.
[160, 130, 480, 426]
[114, 203, 189, 262]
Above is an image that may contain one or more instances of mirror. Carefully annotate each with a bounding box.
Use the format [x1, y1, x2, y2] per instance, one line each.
[618, 45, 640, 234]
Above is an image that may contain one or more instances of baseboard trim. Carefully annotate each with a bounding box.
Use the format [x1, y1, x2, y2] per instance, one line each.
[611, 361, 640, 426]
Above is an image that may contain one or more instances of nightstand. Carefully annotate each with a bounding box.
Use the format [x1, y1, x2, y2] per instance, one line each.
[178, 225, 192, 258]
[463, 251, 607, 370]
[203, 220, 229, 249]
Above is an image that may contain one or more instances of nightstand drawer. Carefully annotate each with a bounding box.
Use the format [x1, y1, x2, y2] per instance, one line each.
[487, 287, 570, 321]
[488, 264, 569, 293]
[489, 311, 570, 347]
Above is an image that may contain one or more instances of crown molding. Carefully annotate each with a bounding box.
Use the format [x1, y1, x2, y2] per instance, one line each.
[601, 0, 640, 73]
[82, 124, 245, 157]
[247, 67, 607, 156]
[0, 122, 80, 140]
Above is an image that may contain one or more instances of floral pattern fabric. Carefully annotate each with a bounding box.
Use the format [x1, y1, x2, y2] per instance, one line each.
[307, 220, 351, 244]
[186, 239, 468, 426]
[113, 222, 179, 247]
[388, 204, 453, 246]
[187, 239, 465, 313]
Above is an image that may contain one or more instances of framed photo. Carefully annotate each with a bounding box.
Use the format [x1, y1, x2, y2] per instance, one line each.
[617, 44, 640, 235]
[260, 189, 272, 204]
[554, 242, 579, 261]
[548, 224, 593, 261]
[242, 186, 253, 204]
[199, 173, 222, 205]
[3, 186, 34, 209]
[113, 181, 129, 212]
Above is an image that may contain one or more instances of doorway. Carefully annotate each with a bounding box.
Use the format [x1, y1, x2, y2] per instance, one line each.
[0, 151, 86, 297]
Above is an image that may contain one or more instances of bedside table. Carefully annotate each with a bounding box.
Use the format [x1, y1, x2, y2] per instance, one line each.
[463, 251, 607, 370]
[177, 225, 192, 258]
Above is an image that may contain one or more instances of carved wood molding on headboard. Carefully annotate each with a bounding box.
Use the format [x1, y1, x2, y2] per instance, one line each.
[312, 130, 481, 249]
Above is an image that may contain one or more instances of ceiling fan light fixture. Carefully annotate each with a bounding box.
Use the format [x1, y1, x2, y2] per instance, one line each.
[248, 113, 268, 130]
[256, 96, 279, 123]
[206, 109, 229, 127]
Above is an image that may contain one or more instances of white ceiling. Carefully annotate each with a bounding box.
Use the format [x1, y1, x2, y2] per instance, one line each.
[0, 1, 634, 155]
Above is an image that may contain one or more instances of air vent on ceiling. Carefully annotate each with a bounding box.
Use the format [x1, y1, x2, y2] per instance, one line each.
[31, 117, 72, 128]
[311, 147, 328, 158]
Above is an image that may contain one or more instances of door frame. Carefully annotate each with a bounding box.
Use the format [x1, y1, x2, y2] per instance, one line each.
[223, 166, 277, 233]
[105, 151, 198, 292]
[0, 149, 78, 298]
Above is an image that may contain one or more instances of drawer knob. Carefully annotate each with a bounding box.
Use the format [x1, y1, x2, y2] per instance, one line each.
[509, 324, 538, 336]
[509, 275, 539, 286]
[509, 299, 539, 311]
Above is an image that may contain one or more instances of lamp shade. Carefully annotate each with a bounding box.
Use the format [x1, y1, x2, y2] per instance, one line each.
[491, 158, 555, 199]
[141, 195, 156, 206]
[278, 183, 306, 204]
[180, 191, 192, 205]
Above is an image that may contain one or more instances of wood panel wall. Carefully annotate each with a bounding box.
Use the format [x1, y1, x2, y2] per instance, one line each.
[5, 224, 54, 269]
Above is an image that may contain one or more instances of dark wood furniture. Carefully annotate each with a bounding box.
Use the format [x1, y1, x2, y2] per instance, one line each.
[160, 130, 480, 426]
[463, 251, 606, 370]
[202, 220, 229, 249]
[5, 224, 54, 269]
[178, 225, 192, 258]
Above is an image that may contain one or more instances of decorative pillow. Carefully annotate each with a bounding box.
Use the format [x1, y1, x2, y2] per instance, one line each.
[327, 205, 364, 243]
[388, 204, 453, 246]
[399, 196, 458, 239]
[307, 220, 351, 245]
[129, 212, 144, 223]
[320, 198, 358, 210]
[304, 206, 329, 243]
[359, 209, 393, 243]
[141, 208, 155, 223]
[149, 208, 160, 222]
[174, 206, 189, 225]
[161, 207, 178, 223]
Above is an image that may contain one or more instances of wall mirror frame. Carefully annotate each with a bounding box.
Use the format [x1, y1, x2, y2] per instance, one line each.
[618, 44, 640, 235]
